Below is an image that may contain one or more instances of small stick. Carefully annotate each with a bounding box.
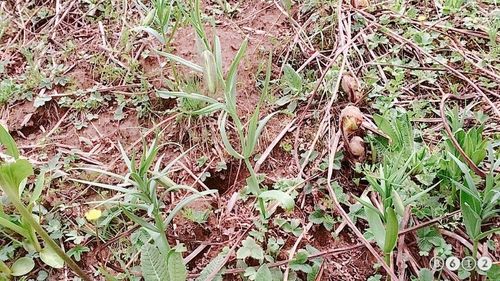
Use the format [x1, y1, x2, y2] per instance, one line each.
[283, 222, 313, 281]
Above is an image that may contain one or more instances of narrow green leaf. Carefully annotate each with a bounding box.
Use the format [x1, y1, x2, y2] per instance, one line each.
[157, 91, 220, 105]
[214, 35, 224, 83]
[476, 227, 500, 240]
[69, 178, 132, 194]
[122, 209, 159, 233]
[0, 214, 30, 238]
[195, 251, 226, 281]
[30, 171, 46, 204]
[354, 195, 384, 218]
[0, 124, 20, 159]
[383, 207, 398, 254]
[391, 190, 405, 217]
[156, 51, 203, 72]
[448, 153, 478, 194]
[131, 26, 165, 44]
[202, 50, 217, 95]
[218, 112, 243, 159]
[225, 38, 248, 99]
[164, 189, 217, 226]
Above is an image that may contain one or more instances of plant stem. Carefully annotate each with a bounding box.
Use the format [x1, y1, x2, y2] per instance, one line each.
[472, 239, 479, 281]
[154, 210, 171, 255]
[244, 158, 266, 219]
[384, 253, 391, 281]
[0, 260, 11, 276]
[4, 190, 92, 281]
[472, 239, 478, 259]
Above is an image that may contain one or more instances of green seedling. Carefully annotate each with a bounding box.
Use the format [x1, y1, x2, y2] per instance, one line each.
[449, 148, 499, 260]
[357, 152, 436, 280]
[156, 0, 289, 219]
[0, 125, 91, 280]
[134, 0, 183, 46]
[72, 137, 216, 281]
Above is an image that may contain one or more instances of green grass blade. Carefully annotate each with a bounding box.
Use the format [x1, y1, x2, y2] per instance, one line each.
[218, 112, 244, 159]
[69, 178, 133, 194]
[131, 26, 165, 44]
[0, 124, 20, 159]
[157, 91, 220, 105]
[156, 51, 203, 72]
[164, 189, 217, 226]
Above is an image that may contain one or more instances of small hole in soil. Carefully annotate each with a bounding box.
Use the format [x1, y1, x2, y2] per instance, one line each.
[203, 173, 230, 193]
[202, 163, 240, 194]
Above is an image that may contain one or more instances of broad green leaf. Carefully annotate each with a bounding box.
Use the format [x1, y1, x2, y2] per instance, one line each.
[245, 175, 260, 195]
[455, 181, 481, 213]
[11, 257, 35, 276]
[259, 190, 295, 211]
[167, 250, 187, 281]
[255, 265, 272, 281]
[0, 159, 34, 197]
[282, 64, 302, 92]
[237, 237, 264, 260]
[364, 205, 385, 249]
[383, 207, 398, 254]
[417, 268, 434, 281]
[40, 246, 64, 269]
[141, 244, 169, 281]
[373, 114, 397, 145]
[0, 124, 20, 159]
[461, 201, 481, 240]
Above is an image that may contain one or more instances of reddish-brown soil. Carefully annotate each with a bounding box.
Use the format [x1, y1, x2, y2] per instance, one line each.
[0, 1, 381, 280]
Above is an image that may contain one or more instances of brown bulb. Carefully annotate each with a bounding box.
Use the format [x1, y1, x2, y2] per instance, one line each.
[349, 136, 365, 157]
[341, 106, 364, 137]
